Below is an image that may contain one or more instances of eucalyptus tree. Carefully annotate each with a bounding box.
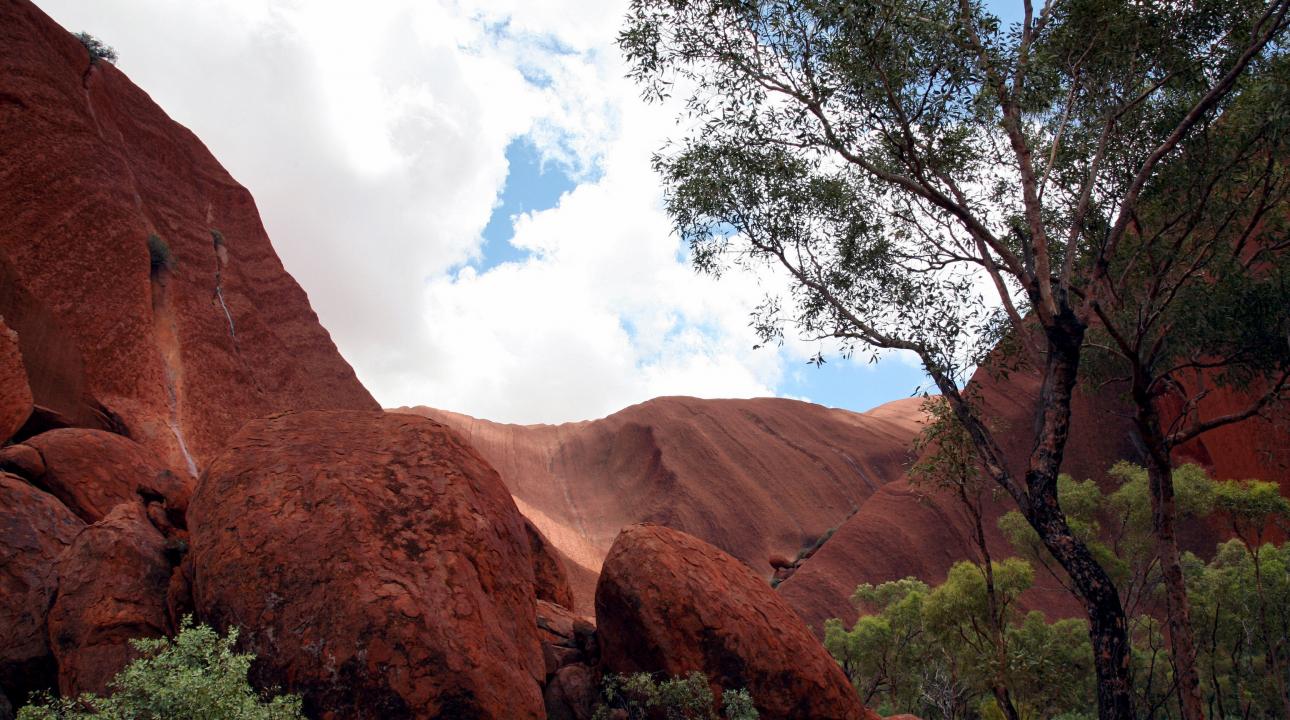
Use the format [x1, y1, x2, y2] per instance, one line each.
[1082, 60, 1290, 720]
[619, 1, 1290, 718]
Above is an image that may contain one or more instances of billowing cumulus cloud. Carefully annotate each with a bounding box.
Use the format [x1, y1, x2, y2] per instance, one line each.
[39, 0, 893, 423]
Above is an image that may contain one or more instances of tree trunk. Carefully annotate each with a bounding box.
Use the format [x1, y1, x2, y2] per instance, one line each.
[1024, 317, 1136, 720]
[1134, 393, 1206, 720]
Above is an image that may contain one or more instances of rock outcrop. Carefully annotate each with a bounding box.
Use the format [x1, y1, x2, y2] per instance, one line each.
[595, 523, 876, 720]
[15, 429, 190, 525]
[525, 517, 576, 609]
[0, 0, 377, 475]
[0, 473, 84, 710]
[189, 411, 545, 719]
[47, 502, 172, 696]
[0, 316, 32, 443]
[401, 396, 926, 611]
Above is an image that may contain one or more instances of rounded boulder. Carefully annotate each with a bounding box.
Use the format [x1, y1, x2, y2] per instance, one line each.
[0, 473, 84, 708]
[595, 523, 876, 720]
[47, 502, 171, 696]
[188, 411, 544, 719]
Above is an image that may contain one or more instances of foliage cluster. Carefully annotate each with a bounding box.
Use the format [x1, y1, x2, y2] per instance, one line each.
[592, 671, 758, 720]
[146, 234, 173, 274]
[74, 32, 117, 65]
[826, 465, 1290, 719]
[18, 618, 303, 720]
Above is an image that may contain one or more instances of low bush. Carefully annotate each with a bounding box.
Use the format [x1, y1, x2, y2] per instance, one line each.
[74, 32, 117, 65]
[18, 617, 303, 720]
[146, 234, 172, 274]
[593, 671, 758, 720]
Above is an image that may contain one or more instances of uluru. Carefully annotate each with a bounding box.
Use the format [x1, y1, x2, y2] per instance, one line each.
[2, 1, 1288, 719]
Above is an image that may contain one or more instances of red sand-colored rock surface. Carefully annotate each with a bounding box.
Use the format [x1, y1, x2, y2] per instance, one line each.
[0, 316, 32, 443]
[17, 429, 190, 524]
[399, 396, 926, 612]
[47, 502, 172, 697]
[0, 0, 377, 474]
[188, 411, 545, 720]
[595, 523, 878, 720]
[525, 516, 576, 610]
[0, 473, 84, 708]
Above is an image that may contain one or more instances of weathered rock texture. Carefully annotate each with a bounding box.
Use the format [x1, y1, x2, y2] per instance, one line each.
[595, 524, 876, 720]
[399, 396, 925, 611]
[16, 429, 190, 525]
[189, 411, 544, 720]
[47, 502, 171, 696]
[0, 473, 84, 708]
[0, 316, 32, 443]
[0, 0, 377, 474]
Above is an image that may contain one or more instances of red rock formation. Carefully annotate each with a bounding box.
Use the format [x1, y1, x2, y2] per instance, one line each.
[0, 0, 377, 475]
[17, 429, 190, 525]
[189, 411, 544, 720]
[0, 473, 84, 709]
[399, 396, 925, 612]
[596, 524, 877, 720]
[525, 517, 576, 609]
[0, 316, 32, 443]
[47, 502, 171, 696]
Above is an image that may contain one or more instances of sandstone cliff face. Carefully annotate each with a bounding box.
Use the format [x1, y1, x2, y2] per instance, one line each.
[0, 0, 377, 475]
[399, 396, 926, 612]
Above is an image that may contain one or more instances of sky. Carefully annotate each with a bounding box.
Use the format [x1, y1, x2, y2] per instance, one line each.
[40, 0, 932, 424]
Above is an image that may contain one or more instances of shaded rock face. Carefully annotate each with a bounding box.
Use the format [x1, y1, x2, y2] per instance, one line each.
[0, 0, 377, 474]
[525, 517, 575, 609]
[400, 396, 926, 612]
[18, 429, 191, 525]
[0, 316, 32, 443]
[189, 411, 545, 720]
[595, 524, 875, 720]
[47, 502, 172, 696]
[0, 473, 84, 709]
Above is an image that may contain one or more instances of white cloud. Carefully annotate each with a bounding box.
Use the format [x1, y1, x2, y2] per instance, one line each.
[39, 0, 866, 423]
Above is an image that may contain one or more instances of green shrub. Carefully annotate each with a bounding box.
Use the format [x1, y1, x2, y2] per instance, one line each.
[18, 617, 303, 720]
[146, 234, 172, 274]
[74, 32, 117, 65]
[592, 671, 758, 720]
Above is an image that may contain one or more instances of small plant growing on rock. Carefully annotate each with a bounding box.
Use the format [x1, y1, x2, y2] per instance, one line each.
[592, 671, 758, 720]
[74, 32, 117, 65]
[146, 234, 172, 274]
[17, 617, 303, 719]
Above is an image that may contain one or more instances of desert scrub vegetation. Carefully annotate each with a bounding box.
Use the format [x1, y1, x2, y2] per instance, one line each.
[593, 671, 758, 720]
[146, 234, 173, 274]
[826, 464, 1290, 719]
[18, 617, 303, 720]
[74, 32, 117, 65]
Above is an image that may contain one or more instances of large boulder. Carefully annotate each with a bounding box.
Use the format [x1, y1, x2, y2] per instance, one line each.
[0, 473, 84, 708]
[47, 502, 171, 696]
[19, 429, 190, 525]
[0, 316, 32, 444]
[595, 524, 875, 720]
[189, 411, 545, 719]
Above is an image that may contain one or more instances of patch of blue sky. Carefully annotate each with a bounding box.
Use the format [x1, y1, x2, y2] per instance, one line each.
[476, 137, 580, 267]
[780, 354, 933, 413]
